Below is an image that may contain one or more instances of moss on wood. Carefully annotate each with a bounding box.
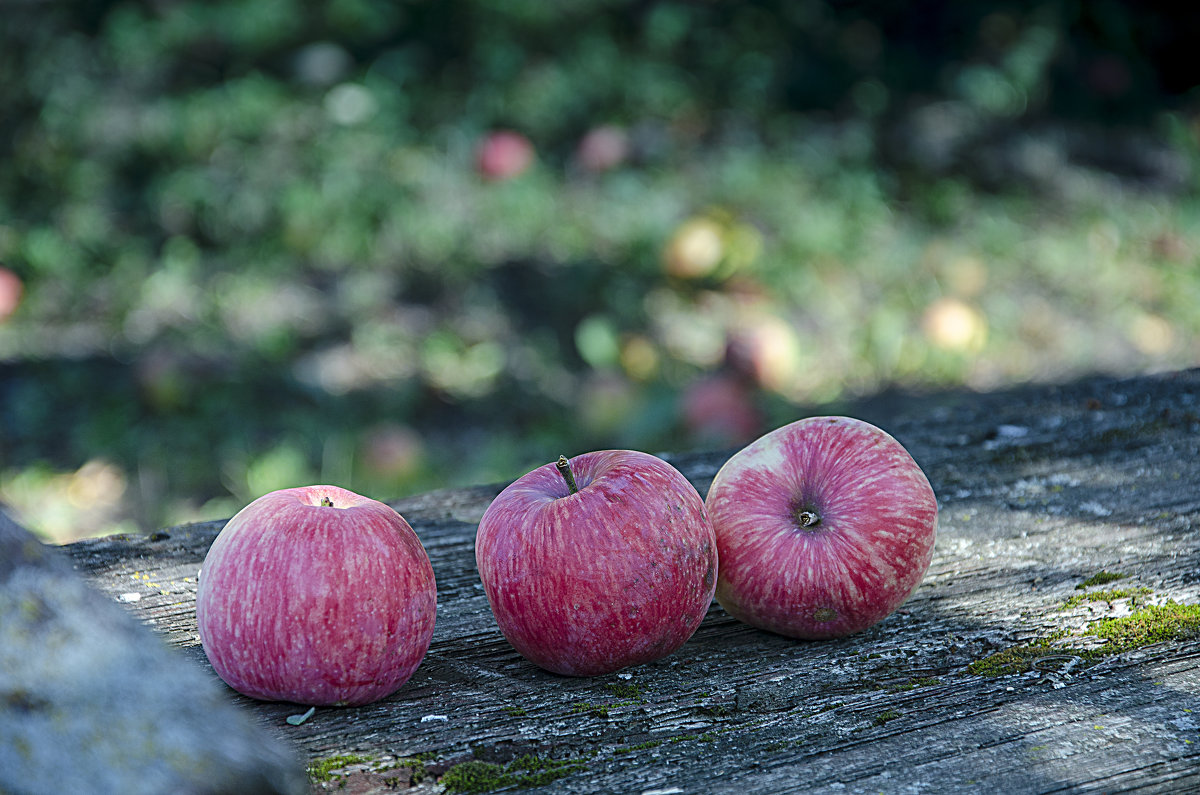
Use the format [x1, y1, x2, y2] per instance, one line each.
[440, 754, 586, 793]
[1077, 571, 1129, 589]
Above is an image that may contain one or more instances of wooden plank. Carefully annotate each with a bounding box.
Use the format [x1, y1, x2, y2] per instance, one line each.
[64, 368, 1200, 793]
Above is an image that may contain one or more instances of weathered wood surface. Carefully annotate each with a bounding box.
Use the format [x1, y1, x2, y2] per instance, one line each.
[65, 368, 1200, 794]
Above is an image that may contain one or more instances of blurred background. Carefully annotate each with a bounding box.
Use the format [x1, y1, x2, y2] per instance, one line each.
[1, 0, 1198, 542]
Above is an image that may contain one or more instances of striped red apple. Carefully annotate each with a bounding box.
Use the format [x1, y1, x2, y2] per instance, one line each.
[705, 417, 937, 639]
[196, 485, 436, 706]
[475, 451, 717, 676]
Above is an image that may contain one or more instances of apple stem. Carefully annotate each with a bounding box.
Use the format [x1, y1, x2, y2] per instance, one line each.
[555, 455, 579, 495]
[796, 510, 820, 529]
[320, 496, 334, 507]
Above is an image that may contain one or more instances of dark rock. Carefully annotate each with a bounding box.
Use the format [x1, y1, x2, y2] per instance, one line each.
[0, 509, 307, 795]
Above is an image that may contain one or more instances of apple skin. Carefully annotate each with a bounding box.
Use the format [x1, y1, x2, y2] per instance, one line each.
[475, 451, 718, 676]
[196, 485, 436, 706]
[705, 417, 937, 640]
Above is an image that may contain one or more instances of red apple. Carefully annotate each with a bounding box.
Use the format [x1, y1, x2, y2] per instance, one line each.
[196, 485, 436, 706]
[705, 417, 937, 639]
[0, 266, 23, 322]
[475, 451, 717, 676]
[575, 124, 630, 173]
[681, 373, 761, 446]
[476, 130, 535, 180]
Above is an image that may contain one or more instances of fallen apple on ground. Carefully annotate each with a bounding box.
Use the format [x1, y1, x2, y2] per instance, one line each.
[705, 416, 937, 639]
[476, 130, 535, 180]
[196, 485, 436, 706]
[475, 450, 718, 676]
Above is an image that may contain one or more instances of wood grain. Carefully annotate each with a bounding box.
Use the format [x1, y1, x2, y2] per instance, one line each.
[65, 368, 1200, 794]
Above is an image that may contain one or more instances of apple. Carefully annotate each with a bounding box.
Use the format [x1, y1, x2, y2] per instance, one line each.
[663, 217, 725, 279]
[0, 266, 23, 322]
[196, 485, 436, 706]
[575, 124, 630, 173]
[475, 451, 717, 676]
[921, 297, 987, 352]
[680, 373, 761, 446]
[705, 417, 937, 639]
[476, 130, 535, 180]
[725, 314, 803, 396]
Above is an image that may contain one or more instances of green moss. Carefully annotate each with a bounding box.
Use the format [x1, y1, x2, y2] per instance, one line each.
[307, 754, 372, 783]
[968, 643, 1059, 677]
[606, 682, 642, 700]
[1085, 603, 1200, 653]
[385, 758, 428, 785]
[971, 603, 1200, 678]
[440, 761, 505, 793]
[612, 739, 662, 755]
[1077, 571, 1128, 589]
[1061, 587, 1152, 610]
[874, 709, 901, 727]
[883, 676, 940, 693]
[440, 755, 586, 793]
[572, 702, 610, 718]
[502, 706, 527, 717]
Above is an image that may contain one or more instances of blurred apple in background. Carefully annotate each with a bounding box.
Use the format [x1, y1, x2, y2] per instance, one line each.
[476, 130, 535, 180]
[662, 213, 761, 281]
[922, 297, 987, 352]
[197, 485, 437, 706]
[663, 217, 725, 279]
[0, 266, 23, 322]
[360, 423, 425, 481]
[705, 416, 937, 640]
[575, 124, 630, 173]
[726, 314, 803, 396]
[681, 374, 761, 447]
[475, 450, 717, 676]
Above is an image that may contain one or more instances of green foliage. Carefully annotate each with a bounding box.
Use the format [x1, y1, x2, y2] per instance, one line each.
[1, 1, 1198, 538]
